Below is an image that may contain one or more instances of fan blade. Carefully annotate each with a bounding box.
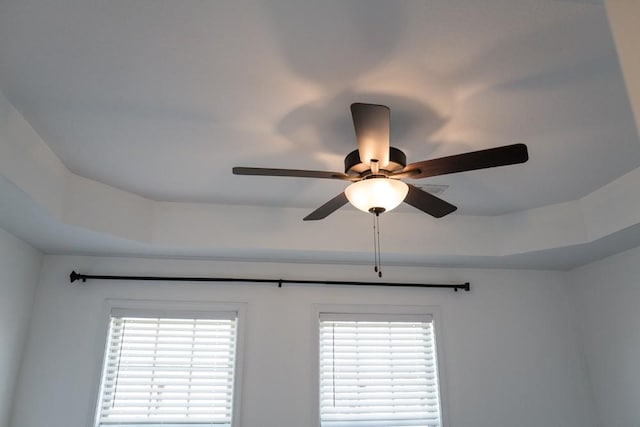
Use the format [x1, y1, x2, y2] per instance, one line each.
[233, 167, 355, 181]
[401, 143, 528, 179]
[404, 184, 457, 218]
[351, 103, 390, 168]
[303, 193, 349, 221]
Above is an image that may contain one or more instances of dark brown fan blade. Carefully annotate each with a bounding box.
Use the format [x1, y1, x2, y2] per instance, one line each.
[401, 143, 528, 179]
[404, 184, 457, 218]
[351, 103, 390, 167]
[233, 167, 355, 181]
[303, 193, 349, 221]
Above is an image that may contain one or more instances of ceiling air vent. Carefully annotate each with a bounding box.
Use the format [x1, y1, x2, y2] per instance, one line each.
[415, 184, 449, 196]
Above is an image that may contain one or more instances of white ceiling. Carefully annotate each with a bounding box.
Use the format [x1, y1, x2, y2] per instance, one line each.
[1, 0, 639, 270]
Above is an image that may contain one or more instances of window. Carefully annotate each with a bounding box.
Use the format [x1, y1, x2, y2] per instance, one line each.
[94, 309, 240, 427]
[318, 312, 443, 427]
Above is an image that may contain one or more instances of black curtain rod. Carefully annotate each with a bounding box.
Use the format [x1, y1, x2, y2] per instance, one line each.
[69, 271, 470, 292]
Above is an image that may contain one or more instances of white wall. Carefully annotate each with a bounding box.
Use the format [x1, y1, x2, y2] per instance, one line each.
[11, 255, 593, 427]
[0, 228, 42, 427]
[568, 245, 640, 427]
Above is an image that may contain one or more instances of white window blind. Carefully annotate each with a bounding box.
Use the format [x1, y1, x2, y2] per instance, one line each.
[95, 313, 238, 427]
[319, 313, 442, 427]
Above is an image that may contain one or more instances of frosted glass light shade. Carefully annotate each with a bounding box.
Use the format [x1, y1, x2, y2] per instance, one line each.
[345, 178, 409, 213]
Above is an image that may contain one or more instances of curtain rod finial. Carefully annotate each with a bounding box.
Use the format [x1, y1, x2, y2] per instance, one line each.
[69, 271, 86, 283]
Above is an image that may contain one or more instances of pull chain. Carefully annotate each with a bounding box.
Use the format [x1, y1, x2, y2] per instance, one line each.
[372, 212, 382, 278]
[376, 213, 382, 278]
[372, 213, 377, 274]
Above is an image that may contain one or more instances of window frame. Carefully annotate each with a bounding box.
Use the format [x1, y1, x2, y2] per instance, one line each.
[89, 299, 247, 427]
[311, 304, 448, 427]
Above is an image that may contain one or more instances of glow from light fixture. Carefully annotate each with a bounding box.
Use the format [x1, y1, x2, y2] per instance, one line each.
[345, 178, 409, 214]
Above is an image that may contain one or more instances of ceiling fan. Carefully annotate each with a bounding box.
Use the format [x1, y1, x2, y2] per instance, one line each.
[233, 103, 529, 221]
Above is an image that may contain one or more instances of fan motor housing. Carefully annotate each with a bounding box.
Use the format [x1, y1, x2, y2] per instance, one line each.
[344, 147, 407, 176]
